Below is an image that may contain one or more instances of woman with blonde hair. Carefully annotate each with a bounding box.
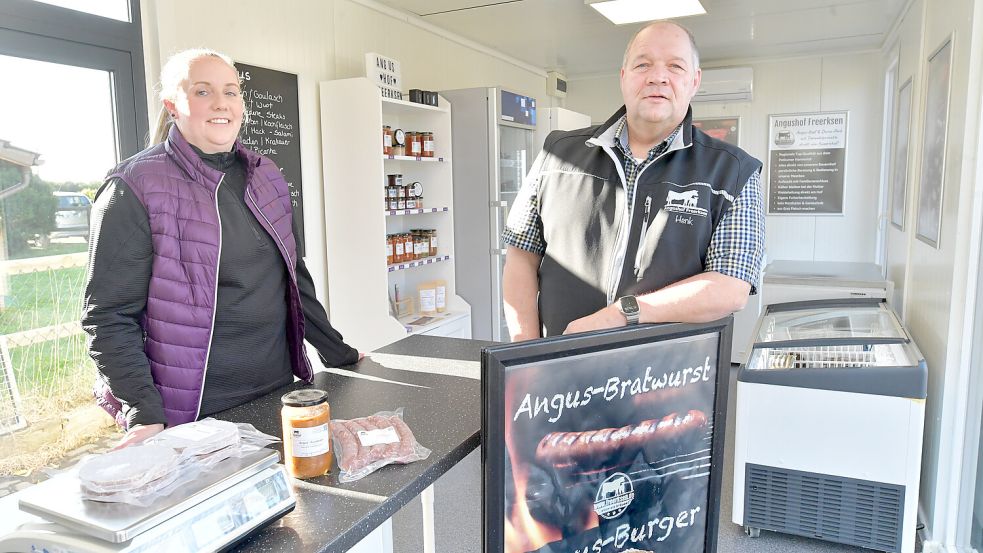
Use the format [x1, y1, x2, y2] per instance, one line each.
[83, 48, 360, 448]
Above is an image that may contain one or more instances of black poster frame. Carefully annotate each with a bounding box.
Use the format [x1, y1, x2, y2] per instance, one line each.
[482, 319, 732, 553]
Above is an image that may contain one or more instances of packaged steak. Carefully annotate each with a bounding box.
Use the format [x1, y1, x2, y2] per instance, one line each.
[330, 408, 431, 483]
[78, 444, 181, 502]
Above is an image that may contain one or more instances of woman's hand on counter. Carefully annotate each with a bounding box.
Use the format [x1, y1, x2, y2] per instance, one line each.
[112, 423, 165, 450]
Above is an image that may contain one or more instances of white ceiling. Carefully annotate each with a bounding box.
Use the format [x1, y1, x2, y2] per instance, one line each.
[373, 0, 907, 77]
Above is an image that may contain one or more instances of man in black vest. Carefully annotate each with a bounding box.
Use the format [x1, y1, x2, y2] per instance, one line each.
[502, 21, 764, 340]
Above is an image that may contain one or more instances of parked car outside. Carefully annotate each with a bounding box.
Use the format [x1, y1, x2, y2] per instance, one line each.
[41, 191, 91, 247]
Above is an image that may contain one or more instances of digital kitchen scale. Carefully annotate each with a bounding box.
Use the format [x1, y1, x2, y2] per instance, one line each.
[0, 449, 294, 552]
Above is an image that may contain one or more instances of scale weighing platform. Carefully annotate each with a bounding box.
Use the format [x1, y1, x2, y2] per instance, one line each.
[0, 449, 294, 552]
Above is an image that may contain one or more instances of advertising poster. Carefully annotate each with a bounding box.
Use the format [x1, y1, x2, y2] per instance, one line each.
[693, 117, 740, 147]
[915, 39, 952, 248]
[890, 79, 913, 229]
[500, 333, 721, 553]
[767, 111, 848, 214]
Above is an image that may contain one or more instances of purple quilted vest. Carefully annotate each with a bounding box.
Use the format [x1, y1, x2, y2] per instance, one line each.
[95, 126, 313, 428]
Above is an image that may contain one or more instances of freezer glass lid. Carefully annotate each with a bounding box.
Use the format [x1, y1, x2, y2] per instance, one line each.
[756, 304, 906, 344]
[746, 342, 915, 371]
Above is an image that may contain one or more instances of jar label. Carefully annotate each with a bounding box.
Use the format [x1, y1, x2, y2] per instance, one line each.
[386, 243, 393, 256]
[395, 242, 405, 256]
[291, 423, 330, 457]
[424, 139, 434, 151]
[436, 285, 446, 308]
[384, 135, 393, 147]
[357, 426, 400, 447]
[430, 236, 437, 248]
[411, 141, 422, 154]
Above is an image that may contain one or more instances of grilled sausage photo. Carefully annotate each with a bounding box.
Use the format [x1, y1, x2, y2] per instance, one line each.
[535, 410, 708, 471]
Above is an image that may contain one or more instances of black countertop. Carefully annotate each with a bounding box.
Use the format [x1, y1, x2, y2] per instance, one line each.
[226, 335, 491, 553]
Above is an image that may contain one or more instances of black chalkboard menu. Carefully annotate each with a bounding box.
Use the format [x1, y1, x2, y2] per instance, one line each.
[482, 321, 732, 553]
[235, 62, 305, 256]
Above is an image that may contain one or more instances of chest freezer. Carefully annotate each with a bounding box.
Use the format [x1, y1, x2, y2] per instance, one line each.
[732, 298, 925, 553]
[730, 260, 893, 364]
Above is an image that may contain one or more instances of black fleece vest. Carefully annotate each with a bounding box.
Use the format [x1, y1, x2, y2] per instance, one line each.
[536, 107, 761, 336]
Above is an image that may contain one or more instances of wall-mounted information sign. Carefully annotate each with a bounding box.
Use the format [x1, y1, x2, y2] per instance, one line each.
[482, 321, 732, 553]
[767, 111, 848, 215]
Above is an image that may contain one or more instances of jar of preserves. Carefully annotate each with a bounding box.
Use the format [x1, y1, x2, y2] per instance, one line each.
[402, 233, 415, 262]
[280, 389, 332, 479]
[406, 195, 417, 210]
[383, 125, 393, 156]
[408, 132, 423, 157]
[394, 233, 406, 263]
[417, 231, 429, 259]
[428, 229, 438, 257]
[422, 132, 435, 158]
[386, 234, 394, 265]
[392, 128, 406, 156]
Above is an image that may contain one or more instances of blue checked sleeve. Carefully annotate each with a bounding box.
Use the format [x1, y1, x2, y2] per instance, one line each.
[502, 152, 547, 256]
[704, 168, 765, 294]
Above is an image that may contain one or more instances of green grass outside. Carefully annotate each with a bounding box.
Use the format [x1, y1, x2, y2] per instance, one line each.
[9, 240, 88, 260]
[1, 266, 86, 332]
[10, 334, 94, 395]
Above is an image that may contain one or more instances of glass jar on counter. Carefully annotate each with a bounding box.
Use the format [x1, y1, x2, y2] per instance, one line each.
[281, 389, 332, 479]
[383, 125, 393, 156]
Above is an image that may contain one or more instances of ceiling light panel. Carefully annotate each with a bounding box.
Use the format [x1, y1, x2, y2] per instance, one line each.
[588, 0, 706, 25]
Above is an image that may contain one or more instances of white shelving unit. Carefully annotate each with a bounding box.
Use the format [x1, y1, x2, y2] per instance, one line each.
[319, 78, 471, 352]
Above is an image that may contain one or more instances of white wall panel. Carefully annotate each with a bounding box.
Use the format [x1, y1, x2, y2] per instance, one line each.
[333, 0, 546, 103]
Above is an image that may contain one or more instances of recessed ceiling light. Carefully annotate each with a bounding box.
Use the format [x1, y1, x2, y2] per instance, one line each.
[587, 0, 706, 25]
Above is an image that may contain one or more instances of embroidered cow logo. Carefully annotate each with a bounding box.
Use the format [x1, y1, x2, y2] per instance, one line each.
[663, 187, 708, 219]
[667, 189, 699, 207]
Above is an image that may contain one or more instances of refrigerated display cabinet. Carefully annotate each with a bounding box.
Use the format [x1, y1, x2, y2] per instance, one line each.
[732, 298, 926, 553]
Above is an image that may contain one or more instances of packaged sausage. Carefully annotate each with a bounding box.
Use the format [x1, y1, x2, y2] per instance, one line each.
[329, 408, 431, 483]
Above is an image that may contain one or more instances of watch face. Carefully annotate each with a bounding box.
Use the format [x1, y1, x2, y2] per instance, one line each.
[619, 296, 639, 314]
[393, 129, 405, 146]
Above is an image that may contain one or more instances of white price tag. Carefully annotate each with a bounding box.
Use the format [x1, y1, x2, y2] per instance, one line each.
[166, 423, 222, 441]
[357, 426, 400, 447]
[291, 424, 330, 457]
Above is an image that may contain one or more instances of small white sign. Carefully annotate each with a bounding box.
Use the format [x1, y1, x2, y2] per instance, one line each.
[365, 53, 402, 100]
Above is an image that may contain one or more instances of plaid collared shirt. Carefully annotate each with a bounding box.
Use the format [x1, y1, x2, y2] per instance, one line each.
[503, 115, 765, 291]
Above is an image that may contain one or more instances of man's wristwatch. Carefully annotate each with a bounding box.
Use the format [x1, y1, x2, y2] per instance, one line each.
[616, 295, 640, 325]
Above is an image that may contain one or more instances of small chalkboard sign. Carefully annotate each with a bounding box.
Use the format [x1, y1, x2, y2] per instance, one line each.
[236, 62, 305, 256]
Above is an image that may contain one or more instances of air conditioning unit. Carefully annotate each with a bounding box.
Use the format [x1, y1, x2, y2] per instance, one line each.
[694, 66, 753, 103]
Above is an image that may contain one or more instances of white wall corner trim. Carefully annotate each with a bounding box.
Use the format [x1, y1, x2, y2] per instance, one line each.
[346, 0, 548, 78]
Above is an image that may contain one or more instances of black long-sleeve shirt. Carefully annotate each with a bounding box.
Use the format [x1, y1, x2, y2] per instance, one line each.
[83, 147, 358, 427]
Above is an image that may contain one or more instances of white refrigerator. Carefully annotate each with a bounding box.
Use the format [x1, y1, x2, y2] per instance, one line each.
[441, 87, 538, 342]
